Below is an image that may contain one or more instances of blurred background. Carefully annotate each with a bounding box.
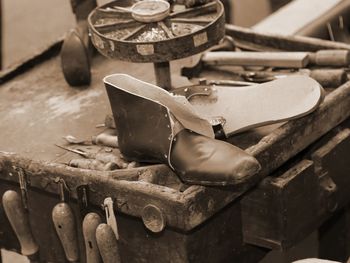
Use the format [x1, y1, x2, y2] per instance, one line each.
[0, 0, 290, 69]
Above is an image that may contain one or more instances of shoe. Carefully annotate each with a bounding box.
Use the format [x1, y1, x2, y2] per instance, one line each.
[104, 74, 261, 186]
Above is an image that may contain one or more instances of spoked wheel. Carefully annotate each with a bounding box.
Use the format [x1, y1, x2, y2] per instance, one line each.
[88, 0, 225, 89]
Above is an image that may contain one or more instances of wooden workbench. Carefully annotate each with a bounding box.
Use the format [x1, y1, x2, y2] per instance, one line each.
[0, 26, 350, 262]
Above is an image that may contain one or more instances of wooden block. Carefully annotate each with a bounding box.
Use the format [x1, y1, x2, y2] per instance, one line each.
[242, 127, 350, 251]
[242, 159, 318, 250]
[312, 128, 350, 208]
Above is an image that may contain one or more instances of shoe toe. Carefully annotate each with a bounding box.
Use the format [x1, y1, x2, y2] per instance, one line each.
[171, 130, 261, 186]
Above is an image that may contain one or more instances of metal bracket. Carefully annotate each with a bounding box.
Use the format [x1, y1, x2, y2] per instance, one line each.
[16, 167, 28, 211]
[54, 177, 70, 203]
[319, 171, 338, 213]
[103, 197, 119, 240]
[77, 184, 90, 218]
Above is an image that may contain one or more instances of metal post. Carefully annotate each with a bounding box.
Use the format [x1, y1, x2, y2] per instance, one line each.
[153, 61, 172, 90]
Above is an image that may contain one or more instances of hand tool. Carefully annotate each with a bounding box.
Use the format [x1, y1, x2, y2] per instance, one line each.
[187, 66, 348, 87]
[96, 223, 121, 263]
[52, 180, 79, 263]
[55, 144, 128, 169]
[68, 158, 118, 171]
[83, 213, 102, 263]
[63, 135, 92, 145]
[182, 50, 350, 78]
[52, 203, 79, 262]
[2, 190, 39, 260]
[92, 133, 119, 148]
[298, 68, 348, 88]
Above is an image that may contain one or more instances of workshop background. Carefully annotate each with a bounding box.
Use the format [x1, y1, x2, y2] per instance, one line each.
[0, 0, 321, 262]
[1, 0, 282, 69]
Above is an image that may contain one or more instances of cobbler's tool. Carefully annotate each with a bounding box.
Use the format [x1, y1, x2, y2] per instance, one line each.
[83, 213, 103, 263]
[92, 132, 119, 148]
[55, 144, 127, 168]
[62, 0, 97, 86]
[96, 224, 121, 263]
[52, 180, 79, 263]
[199, 68, 347, 87]
[52, 203, 79, 262]
[2, 190, 39, 260]
[88, 0, 225, 89]
[63, 135, 92, 145]
[68, 158, 118, 171]
[182, 49, 350, 78]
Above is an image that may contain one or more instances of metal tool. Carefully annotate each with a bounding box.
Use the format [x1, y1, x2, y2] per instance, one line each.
[183, 66, 348, 87]
[68, 158, 118, 171]
[55, 144, 128, 168]
[88, 0, 225, 90]
[77, 184, 90, 218]
[52, 180, 79, 263]
[96, 223, 121, 263]
[2, 190, 39, 261]
[83, 213, 102, 263]
[182, 49, 350, 78]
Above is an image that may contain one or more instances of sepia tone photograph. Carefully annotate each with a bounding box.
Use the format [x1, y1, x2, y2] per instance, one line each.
[0, 0, 349, 262]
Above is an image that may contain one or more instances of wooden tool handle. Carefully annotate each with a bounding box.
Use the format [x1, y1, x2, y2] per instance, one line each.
[83, 213, 102, 263]
[309, 69, 348, 88]
[52, 203, 79, 262]
[309, 50, 350, 67]
[2, 190, 39, 257]
[96, 223, 121, 263]
[92, 133, 119, 148]
[202, 51, 309, 68]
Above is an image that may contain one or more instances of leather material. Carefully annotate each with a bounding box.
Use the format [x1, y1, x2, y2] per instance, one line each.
[104, 74, 214, 138]
[187, 75, 323, 136]
[105, 82, 171, 164]
[104, 74, 261, 186]
[170, 130, 261, 186]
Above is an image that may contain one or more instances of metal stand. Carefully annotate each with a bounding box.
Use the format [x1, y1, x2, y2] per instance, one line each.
[154, 61, 171, 90]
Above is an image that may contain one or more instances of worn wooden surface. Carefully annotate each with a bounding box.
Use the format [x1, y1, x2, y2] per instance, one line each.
[319, 207, 350, 262]
[241, 125, 350, 253]
[1, 24, 350, 262]
[0, 29, 350, 232]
